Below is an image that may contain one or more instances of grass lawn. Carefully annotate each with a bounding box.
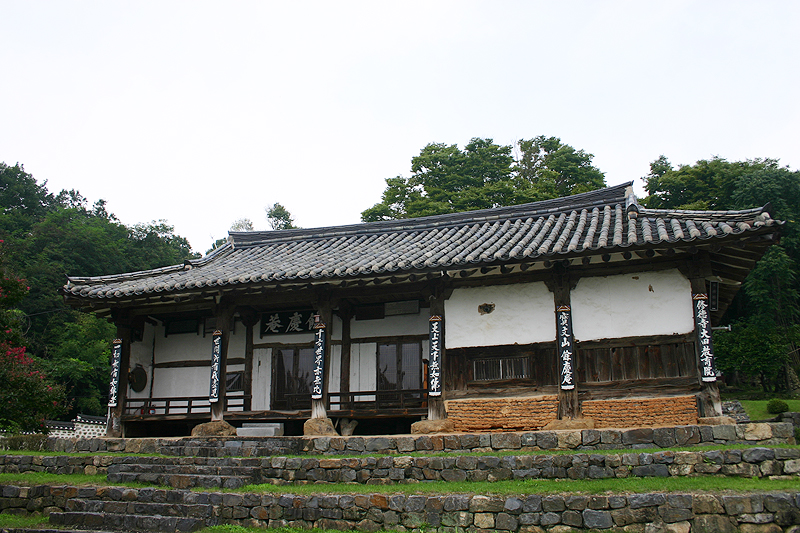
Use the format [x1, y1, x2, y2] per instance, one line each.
[739, 399, 800, 421]
[235, 476, 800, 496]
[0, 512, 49, 529]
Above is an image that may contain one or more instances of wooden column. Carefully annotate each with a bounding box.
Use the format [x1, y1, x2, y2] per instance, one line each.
[107, 314, 132, 437]
[689, 279, 723, 417]
[311, 300, 334, 419]
[681, 254, 723, 417]
[547, 266, 579, 420]
[427, 289, 447, 420]
[338, 304, 352, 408]
[210, 307, 235, 422]
[240, 309, 259, 412]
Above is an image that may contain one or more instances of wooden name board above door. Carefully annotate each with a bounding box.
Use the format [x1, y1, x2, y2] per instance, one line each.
[260, 310, 316, 336]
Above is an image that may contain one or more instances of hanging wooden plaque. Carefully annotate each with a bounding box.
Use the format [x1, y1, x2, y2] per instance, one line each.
[107, 339, 122, 408]
[428, 315, 443, 397]
[209, 330, 222, 403]
[311, 322, 326, 400]
[556, 306, 575, 390]
[693, 294, 717, 382]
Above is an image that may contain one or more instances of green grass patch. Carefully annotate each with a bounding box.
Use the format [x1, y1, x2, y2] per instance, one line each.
[235, 475, 800, 496]
[0, 450, 165, 457]
[0, 471, 109, 486]
[0, 512, 49, 529]
[198, 527, 404, 533]
[0, 471, 167, 489]
[740, 399, 800, 421]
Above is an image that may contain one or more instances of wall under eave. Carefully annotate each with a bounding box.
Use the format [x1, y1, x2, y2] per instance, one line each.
[571, 268, 695, 342]
[445, 282, 556, 349]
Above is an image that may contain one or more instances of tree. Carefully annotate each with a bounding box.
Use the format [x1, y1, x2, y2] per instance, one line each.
[0, 241, 66, 432]
[266, 203, 296, 230]
[515, 136, 606, 199]
[230, 218, 254, 232]
[0, 161, 197, 417]
[361, 136, 606, 222]
[643, 155, 800, 394]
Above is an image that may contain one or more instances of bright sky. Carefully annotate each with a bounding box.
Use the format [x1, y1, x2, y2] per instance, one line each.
[2, 1, 798, 255]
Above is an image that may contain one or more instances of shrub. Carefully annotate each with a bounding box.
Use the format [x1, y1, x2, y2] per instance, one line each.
[767, 398, 789, 414]
[0, 433, 48, 451]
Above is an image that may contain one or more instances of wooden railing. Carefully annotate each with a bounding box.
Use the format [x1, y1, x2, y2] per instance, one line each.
[124, 395, 249, 416]
[328, 389, 428, 411]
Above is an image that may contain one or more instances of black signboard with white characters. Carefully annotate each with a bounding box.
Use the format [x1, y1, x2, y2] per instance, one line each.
[107, 339, 122, 407]
[428, 316, 443, 397]
[312, 322, 326, 400]
[209, 330, 222, 402]
[693, 294, 717, 382]
[260, 310, 316, 336]
[556, 306, 575, 390]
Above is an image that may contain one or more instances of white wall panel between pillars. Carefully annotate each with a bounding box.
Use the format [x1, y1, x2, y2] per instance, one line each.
[350, 312, 429, 339]
[571, 269, 695, 342]
[445, 282, 556, 349]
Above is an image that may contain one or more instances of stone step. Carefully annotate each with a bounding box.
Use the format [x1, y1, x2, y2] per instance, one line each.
[49, 512, 206, 532]
[107, 471, 254, 489]
[107, 462, 258, 476]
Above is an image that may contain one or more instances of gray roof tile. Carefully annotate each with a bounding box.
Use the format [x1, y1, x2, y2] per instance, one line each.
[63, 182, 779, 301]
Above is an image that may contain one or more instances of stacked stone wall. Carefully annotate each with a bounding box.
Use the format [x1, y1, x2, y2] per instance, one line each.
[445, 395, 558, 432]
[2, 484, 800, 532]
[581, 396, 698, 428]
[33, 421, 796, 457]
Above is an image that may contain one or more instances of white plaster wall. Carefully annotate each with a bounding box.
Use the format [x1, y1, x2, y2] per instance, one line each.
[152, 325, 211, 364]
[445, 282, 555, 349]
[128, 323, 156, 399]
[571, 269, 695, 342]
[350, 312, 429, 339]
[151, 366, 209, 398]
[328, 345, 341, 394]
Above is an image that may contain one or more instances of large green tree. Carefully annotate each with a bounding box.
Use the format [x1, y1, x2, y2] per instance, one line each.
[0, 162, 196, 418]
[642, 156, 800, 394]
[361, 136, 606, 222]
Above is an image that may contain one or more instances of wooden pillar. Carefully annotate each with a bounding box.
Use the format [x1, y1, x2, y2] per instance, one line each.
[339, 304, 352, 408]
[210, 307, 234, 421]
[427, 290, 447, 420]
[240, 309, 259, 412]
[689, 277, 723, 417]
[548, 266, 579, 420]
[311, 300, 333, 419]
[107, 314, 131, 437]
[681, 254, 723, 417]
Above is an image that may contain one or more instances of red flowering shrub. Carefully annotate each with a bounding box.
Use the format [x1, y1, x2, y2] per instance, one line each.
[0, 245, 67, 433]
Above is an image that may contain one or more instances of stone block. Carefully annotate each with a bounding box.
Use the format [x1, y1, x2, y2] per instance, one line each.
[583, 509, 613, 529]
[623, 428, 655, 445]
[692, 514, 736, 532]
[744, 423, 773, 441]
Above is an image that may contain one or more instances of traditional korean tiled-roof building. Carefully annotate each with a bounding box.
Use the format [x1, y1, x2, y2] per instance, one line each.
[63, 183, 780, 437]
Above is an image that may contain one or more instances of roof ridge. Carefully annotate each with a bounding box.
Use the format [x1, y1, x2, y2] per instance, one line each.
[231, 182, 633, 247]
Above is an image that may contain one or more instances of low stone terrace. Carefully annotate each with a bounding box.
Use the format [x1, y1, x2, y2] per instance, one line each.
[1, 421, 799, 532]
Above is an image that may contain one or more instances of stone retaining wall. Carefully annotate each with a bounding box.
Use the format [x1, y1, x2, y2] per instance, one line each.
[105, 447, 800, 488]
[582, 396, 699, 428]
[39, 421, 796, 457]
[2, 484, 800, 532]
[445, 396, 559, 432]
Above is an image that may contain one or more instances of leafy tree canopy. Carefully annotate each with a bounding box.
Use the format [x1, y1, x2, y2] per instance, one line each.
[266, 203, 296, 230]
[0, 161, 196, 419]
[644, 155, 800, 394]
[361, 136, 606, 222]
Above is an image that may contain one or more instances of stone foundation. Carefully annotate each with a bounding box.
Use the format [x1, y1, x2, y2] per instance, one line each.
[582, 396, 698, 428]
[445, 395, 559, 432]
[3, 484, 800, 532]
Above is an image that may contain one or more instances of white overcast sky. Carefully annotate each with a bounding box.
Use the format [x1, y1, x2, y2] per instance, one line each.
[2, 1, 798, 255]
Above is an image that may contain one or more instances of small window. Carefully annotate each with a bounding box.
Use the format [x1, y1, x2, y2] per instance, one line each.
[226, 371, 244, 392]
[473, 356, 529, 381]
